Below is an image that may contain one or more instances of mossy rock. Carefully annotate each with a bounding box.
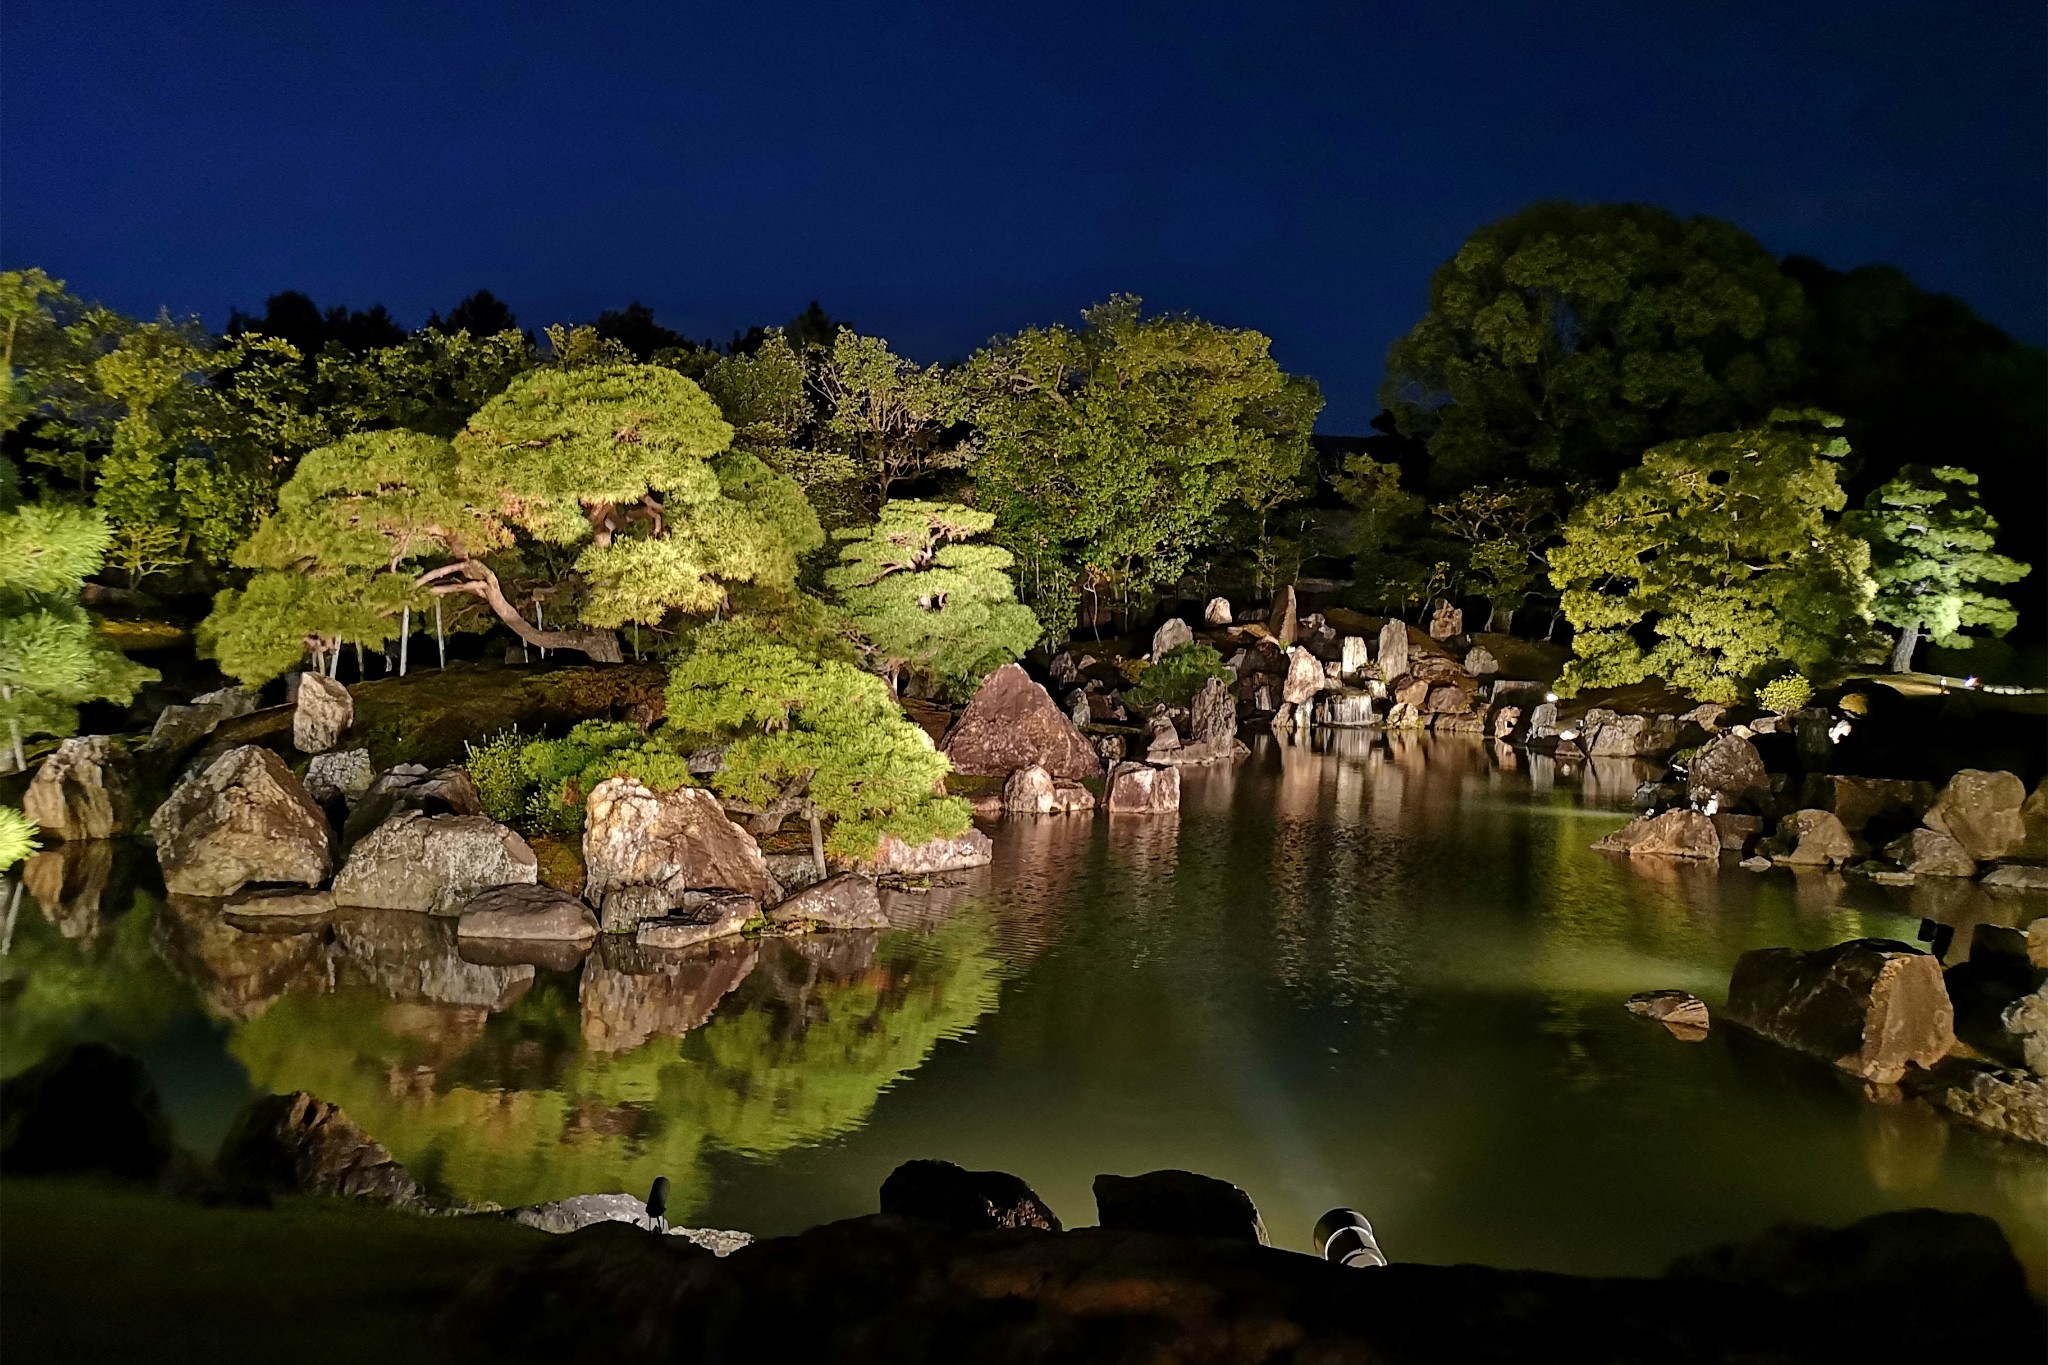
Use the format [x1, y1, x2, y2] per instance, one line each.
[527, 834, 587, 896]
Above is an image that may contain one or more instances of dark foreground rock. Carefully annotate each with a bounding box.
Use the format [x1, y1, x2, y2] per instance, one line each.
[879, 1159, 1062, 1232]
[439, 1206, 2043, 1364]
[0, 1043, 175, 1183]
[1094, 1169, 1267, 1245]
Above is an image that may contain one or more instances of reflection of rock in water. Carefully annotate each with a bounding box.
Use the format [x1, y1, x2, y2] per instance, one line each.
[332, 905, 532, 1010]
[1908, 879, 2022, 964]
[579, 934, 757, 1053]
[152, 894, 331, 1021]
[1859, 1096, 1948, 1192]
[458, 935, 591, 974]
[22, 841, 116, 944]
[750, 932, 884, 1037]
[1577, 757, 1664, 807]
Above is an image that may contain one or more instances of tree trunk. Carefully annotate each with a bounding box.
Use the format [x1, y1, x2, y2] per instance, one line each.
[399, 606, 410, 676]
[1890, 621, 1922, 675]
[421, 560, 624, 663]
[808, 803, 827, 882]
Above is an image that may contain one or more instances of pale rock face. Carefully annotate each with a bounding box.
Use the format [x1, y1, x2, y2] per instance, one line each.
[23, 735, 134, 840]
[582, 779, 780, 914]
[1150, 617, 1194, 662]
[1282, 647, 1325, 706]
[1203, 597, 1232, 627]
[766, 873, 886, 932]
[1724, 939, 1953, 1085]
[1884, 828, 1978, 878]
[1772, 809, 1857, 868]
[1590, 810, 1720, 860]
[635, 894, 757, 949]
[1923, 770, 2027, 862]
[1189, 676, 1237, 745]
[1463, 646, 1499, 677]
[305, 749, 375, 811]
[863, 829, 994, 874]
[1428, 601, 1463, 641]
[1339, 635, 1370, 679]
[1687, 734, 1771, 814]
[1145, 711, 1181, 756]
[293, 672, 354, 754]
[1106, 762, 1180, 814]
[1376, 621, 1409, 685]
[334, 810, 538, 915]
[151, 746, 332, 898]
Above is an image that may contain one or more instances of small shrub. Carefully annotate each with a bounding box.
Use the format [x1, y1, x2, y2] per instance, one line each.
[464, 720, 689, 834]
[1756, 672, 1812, 715]
[0, 807, 38, 873]
[463, 730, 532, 824]
[1126, 643, 1231, 710]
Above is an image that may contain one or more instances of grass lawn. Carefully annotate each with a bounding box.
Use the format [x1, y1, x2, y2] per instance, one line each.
[1, 1179, 545, 1364]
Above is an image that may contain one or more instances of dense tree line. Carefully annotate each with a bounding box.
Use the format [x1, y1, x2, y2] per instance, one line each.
[1, 198, 2039, 826]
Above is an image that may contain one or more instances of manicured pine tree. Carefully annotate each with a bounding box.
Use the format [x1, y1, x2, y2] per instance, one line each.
[0, 497, 158, 770]
[1845, 465, 2031, 673]
[824, 500, 1039, 696]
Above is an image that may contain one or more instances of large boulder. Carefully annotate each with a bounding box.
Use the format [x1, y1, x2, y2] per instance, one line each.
[304, 748, 375, 811]
[864, 828, 994, 874]
[456, 883, 598, 942]
[292, 672, 353, 753]
[1923, 770, 2027, 862]
[880, 1159, 1061, 1233]
[1771, 809, 1856, 868]
[1428, 601, 1462, 641]
[1266, 585, 1298, 645]
[150, 746, 332, 898]
[1687, 734, 1771, 814]
[1591, 809, 1719, 860]
[1281, 647, 1324, 706]
[1814, 775, 1935, 838]
[1578, 709, 1681, 758]
[1723, 939, 1953, 1084]
[1202, 596, 1232, 627]
[342, 763, 484, 846]
[1093, 1169, 1267, 1245]
[23, 735, 134, 840]
[142, 688, 256, 757]
[1189, 675, 1237, 745]
[2016, 783, 2048, 861]
[767, 873, 886, 931]
[1376, 620, 1409, 685]
[334, 810, 538, 915]
[1106, 762, 1180, 814]
[216, 1091, 426, 1207]
[1002, 764, 1094, 814]
[942, 663, 1102, 781]
[582, 778, 780, 916]
[1883, 828, 1978, 878]
[1913, 1062, 2048, 1148]
[1339, 635, 1370, 678]
[1149, 617, 1193, 661]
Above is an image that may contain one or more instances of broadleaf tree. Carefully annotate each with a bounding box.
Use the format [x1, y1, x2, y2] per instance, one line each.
[1385, 203, 1807, 489]
[1547, 412, 1875, 702]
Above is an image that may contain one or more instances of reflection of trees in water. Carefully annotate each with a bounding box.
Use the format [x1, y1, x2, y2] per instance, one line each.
[227, 911, 1003, 1213]
[0, 879, 192, 1080]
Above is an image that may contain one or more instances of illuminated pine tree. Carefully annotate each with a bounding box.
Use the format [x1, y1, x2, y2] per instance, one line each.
[1844, 465, 2031, 673]
[0, 500, 157, 770]
[824, 500, 1039, 696]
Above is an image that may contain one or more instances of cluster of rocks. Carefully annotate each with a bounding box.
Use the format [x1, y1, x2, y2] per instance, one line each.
[1596, 725, 2047, 894]
[1628, 925, 2048, 1149]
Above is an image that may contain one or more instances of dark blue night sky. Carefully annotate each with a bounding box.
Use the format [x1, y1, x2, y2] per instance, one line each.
[5, 0, 2042, 430]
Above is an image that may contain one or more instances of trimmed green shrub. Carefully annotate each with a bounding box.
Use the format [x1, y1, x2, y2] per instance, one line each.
[1125, 642, 1232, 709]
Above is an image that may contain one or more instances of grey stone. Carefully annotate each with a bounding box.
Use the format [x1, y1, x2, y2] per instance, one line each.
[1150, 617, 1193, 661]
[305, 748, 374, 810]
[1688, 734, 1771, 813]
[333, 810, 538, 915]
[767, 873, 886, 931]
[636, 894, 756, 949]
[1376, 621, 1409, 685]
[862, 829, 994, 874]
[1107, 762, 1180, 814]
[1981, 864, 2048, 893]
[1281, 647, 1324, 705]
[457, 883, 599, 942]
[293, 672, 353, 753]
[1924, 770, 2028, 862]
[1885, 828, 1978, 878]
[1203, 596, 1232, 627]
[1463, 645, 1499, 676]
[583, 779, 780, 913]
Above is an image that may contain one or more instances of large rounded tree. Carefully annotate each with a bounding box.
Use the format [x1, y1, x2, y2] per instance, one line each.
[1385, 203, 1808, 489]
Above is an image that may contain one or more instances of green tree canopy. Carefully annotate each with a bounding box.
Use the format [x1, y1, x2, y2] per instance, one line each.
[664, 623, 969, 857]
[963, 296, 1321, 636]
[1385, 203, 1807, 489]
[824, 500, 1039, 695]
[1547, 413, 1874, 702]
[1332, 452, 1433, 613]
[0, 501, 157, 768]
[1432, 482, 1559, 629]
[1844, 465, 2030, 672]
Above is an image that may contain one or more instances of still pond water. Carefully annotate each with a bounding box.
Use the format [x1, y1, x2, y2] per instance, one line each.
[6, 733, 2045, 1280]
